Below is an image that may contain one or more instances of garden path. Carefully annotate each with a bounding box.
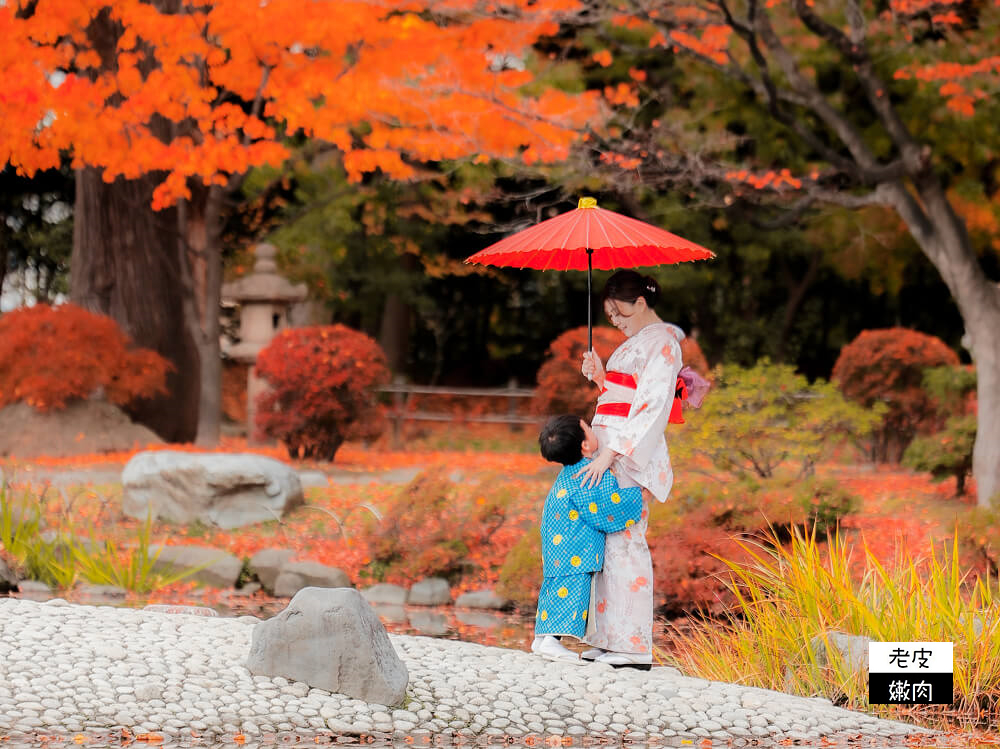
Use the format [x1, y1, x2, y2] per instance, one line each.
[0, 598, 933, 746]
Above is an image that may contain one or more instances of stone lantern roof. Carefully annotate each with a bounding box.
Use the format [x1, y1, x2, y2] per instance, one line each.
[221, 243, 308, 304]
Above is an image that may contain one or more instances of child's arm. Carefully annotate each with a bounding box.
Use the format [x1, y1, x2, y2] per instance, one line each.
[574, 470, 643, 533]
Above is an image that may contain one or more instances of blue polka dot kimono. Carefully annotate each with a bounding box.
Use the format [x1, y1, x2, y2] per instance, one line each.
[535, 458, 643, 639]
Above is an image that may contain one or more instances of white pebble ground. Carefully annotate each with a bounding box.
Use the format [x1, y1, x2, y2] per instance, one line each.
[0, 598, 932, 745]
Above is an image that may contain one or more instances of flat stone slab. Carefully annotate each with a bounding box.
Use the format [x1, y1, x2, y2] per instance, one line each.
[148, 544, 243, 588]
[122, 451, 304, 529]
[0, 599, 934, 744]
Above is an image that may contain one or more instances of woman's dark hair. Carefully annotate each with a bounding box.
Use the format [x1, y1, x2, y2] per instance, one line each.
[601, 269, 660, 308]
[539, 414, 585, 465]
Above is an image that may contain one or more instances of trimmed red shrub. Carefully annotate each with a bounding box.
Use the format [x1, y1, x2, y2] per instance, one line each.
[254, 324, 390, 460]
[0, 303, 170, 412]
[680, 336, 710, 376]
[533, 325, 625, 419]
[831, 328, 960, 462]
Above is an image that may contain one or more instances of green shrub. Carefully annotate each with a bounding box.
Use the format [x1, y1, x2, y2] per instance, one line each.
[904, 416, 977, 496]
[496, 526, 541, 610]
[672, 359, 883, 478]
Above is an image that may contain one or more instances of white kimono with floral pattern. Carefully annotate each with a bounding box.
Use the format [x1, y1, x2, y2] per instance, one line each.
[586, 322, 682, 654]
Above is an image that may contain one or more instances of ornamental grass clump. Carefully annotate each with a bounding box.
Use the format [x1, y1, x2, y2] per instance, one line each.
[666, 527, 1000, 729]
[1, 477, 199, 594]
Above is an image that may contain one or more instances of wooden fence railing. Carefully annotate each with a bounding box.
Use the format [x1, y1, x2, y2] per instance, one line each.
[377, 377, 542, 446]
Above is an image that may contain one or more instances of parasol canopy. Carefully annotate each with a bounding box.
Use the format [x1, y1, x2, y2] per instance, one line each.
[465, 197, 715, 348]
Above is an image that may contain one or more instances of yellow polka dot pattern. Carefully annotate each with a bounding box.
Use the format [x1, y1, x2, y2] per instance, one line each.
[611, 493, 621, 504]
[582, 609, 588, 621]
[588, 502, 597, 513]
[556, 489, 567, 498]
[540, 610, 548, 621]
[570, 556, 581, 567]
[625, 519, 635, 527]
[552, 534, 563, 545]
[568, 510, 579, 521]
[557, 587, 568, 598]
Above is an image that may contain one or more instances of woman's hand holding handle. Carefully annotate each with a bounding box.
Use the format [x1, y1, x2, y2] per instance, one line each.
[581, 350, 606, 387]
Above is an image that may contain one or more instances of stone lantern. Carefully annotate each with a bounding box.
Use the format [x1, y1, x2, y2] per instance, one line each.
[222, 243, 308, 442]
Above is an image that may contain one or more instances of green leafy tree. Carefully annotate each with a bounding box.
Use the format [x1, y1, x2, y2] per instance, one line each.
[673, 359, 883, 479]
[903, 365, 978, 496]
[904, 416, 977, 497]
[0, 166, 73, 308]
[560, 0, 1000, 505]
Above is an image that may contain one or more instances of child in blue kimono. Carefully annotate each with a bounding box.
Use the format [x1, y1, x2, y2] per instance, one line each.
[530, 414, 644, 663]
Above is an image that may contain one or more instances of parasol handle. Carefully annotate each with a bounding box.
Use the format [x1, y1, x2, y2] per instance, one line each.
[587, 248, 593, 352]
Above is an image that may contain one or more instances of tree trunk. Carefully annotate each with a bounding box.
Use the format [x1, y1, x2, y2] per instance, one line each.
[775, 250, 821, 362]
[966, 306, 1000, 506]
[885, 179, 1000, 506]
[0, 239, 7, 312]
[177, 182, 224, 446]
[378, 292, 411, 372]
[70, 168, 200, 442]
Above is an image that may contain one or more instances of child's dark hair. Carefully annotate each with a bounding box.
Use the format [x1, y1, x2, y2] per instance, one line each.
[602, 269, 660, 308]
[539, 414, 585, 465]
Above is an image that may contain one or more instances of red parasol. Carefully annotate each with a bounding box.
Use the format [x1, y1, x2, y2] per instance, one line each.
[465, 197, 715, 349]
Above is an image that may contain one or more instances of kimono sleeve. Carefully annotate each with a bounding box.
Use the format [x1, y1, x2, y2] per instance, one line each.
[602, 331, 683, 468]
[573, 471, 643, 533]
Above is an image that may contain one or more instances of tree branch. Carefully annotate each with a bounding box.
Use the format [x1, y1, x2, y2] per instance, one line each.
[751, 5, 895, 182]
[802, 0, 927, 173]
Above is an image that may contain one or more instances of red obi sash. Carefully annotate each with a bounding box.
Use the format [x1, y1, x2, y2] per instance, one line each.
[596, 374, 688, 423]
[595, 402, 630, 417]
[604, 371, 637, 389]
[596, 370, 636, 417]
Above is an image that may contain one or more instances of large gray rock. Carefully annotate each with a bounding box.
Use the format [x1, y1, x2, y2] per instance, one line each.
[122, 451, 304, 529]
[0, 556, 17, 592]
[812, 631, 871, 672]
[149, 544, 243, 588]
[362, 583, 408, 605]
[407, 610, 449, 636]
[249, 548, 295, 594]
[16, 580, 52, 599]
[786, 630, 871, 692]
[272, 561, 351, 598]
[246, 587, 408, 705]
[454, 589, 509, 610]
[74, 584, 128, 600]
[407, 577, 451, 606]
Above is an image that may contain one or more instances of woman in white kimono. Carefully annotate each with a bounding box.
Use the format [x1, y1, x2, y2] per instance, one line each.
[576, 270, 684, 669]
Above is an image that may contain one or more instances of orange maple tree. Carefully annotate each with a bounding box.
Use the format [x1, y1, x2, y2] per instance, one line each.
[0, 0, 601, 444]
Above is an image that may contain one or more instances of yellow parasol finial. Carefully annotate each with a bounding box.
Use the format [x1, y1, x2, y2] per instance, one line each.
[577, 197, 598, 209]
